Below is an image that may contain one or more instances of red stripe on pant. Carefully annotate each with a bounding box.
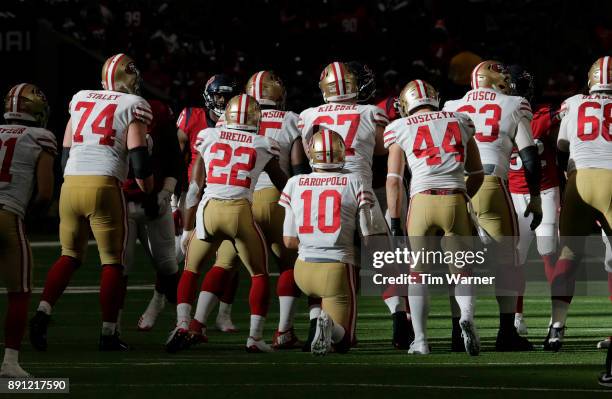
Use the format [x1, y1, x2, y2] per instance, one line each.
[346, 264, 357, 344]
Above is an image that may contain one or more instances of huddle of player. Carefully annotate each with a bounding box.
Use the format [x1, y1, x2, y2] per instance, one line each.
[0, 53, 610, 379]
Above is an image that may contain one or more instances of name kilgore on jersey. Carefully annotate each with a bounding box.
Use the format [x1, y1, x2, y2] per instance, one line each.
[0, 125, 57, 218]
[298, 103, 389, 183]
[383, 111, 475, 196]
[64, 90, 152, 181]
[279, 170, 374, 264]
[558, 92, 612, 172]
[443, 88, 533, 178]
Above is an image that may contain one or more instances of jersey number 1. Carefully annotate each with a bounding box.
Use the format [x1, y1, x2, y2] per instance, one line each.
[0, 137, 17, 183]
[73, 101, 117, 146]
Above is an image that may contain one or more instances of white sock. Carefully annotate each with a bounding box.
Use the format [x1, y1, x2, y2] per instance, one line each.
[151, 290, 165, 306]
[384, 296, 406, 314]
[249, 315, 265, 339]
[3, 348, 18, 364]
[194, 291, 219, 324]
[551, 299, 570, 327]
[101, 322, 116, 336]
[176, 303, 192, 329]
[37, 301, 52, 316]
[309, 305, 321, 320]
[408, 283, 429, 343]
[454, 284, 475, 321]
[217, 301, 232, 318]
[331, 322, 345, 344]
[515, 312, 524, 319]
[278, 296, 297, 332]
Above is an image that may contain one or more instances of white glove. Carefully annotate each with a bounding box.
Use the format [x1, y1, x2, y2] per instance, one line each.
[157, 189, 172, 213]
[180, 229, 193, 256]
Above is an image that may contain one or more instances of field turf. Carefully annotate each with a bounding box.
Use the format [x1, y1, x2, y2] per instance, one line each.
[2, 241, 612, 398]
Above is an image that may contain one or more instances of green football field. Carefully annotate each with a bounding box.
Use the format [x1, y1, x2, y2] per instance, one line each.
[3, 241, 612, 398]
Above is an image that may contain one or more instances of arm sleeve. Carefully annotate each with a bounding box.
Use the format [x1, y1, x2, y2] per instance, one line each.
[372, 106, 389, 127]
[383, 121, 398, 149]
[176, 108, 189, 130]
[278, 179, 293, 209]
[130, 98, 153, 125]
[35, 129, 58, 156]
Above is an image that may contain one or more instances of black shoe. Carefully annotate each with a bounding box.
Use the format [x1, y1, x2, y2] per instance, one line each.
[495, 327, 534, 352]
[392, 311, 413, 350]
[29, 311, 50, 351]
[166, 327, 190, 353]
[543, 326, 565, 352]
[302, 319, 317, 352]
[99, 332, 130, 351]
[599, 372, 612, 387]
[451, 317, 464, 352]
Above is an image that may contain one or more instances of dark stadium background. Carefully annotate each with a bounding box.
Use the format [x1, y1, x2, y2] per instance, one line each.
[1, 0, 610, 232]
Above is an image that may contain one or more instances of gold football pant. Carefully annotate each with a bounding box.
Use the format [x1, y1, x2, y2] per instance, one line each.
[406, 193, 474, 273]
[59, 176, 127, 265]
[294, 259, 356, 334]
[215, 187, 296, 271]
[0, 209, 32, 292]
[185, 198, 268, 277]
[558, 169, 612, 261]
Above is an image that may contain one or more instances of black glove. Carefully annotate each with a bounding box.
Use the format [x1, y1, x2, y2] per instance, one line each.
[143, 193, 160, 219]
[390, 217, 403, 237]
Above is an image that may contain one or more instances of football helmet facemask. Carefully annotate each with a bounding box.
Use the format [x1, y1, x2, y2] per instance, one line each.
[588, 56, 612, 93]
[204, 74, 237, 117]
[245, 71, 286, 109]
[347, 61, 376, 104]
[509, 64, 535, 101]
[224, 94, 261, 132]
[4, 83, 50, 128]
[101, 53, 142, 95]
[396, 80, 440, 117]
[471, 60, 511, 94]
[309, 127, 345, 170]
[319, 62, 359, 103]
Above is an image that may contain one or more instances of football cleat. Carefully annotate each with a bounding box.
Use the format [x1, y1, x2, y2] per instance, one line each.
[543, 326, 565, 352]
[29, 311, 50, 351]
[599, 372, 612, 388]
[215, 313, 238, 333]
[245, 337, 273, 353]
[137, 295, 166, 331]
[187, 320, 208, 346]
[272, 328, 302, 350]
[392, 311, 413, 350]
[514, 314, 528, 335]
[495, 328, 534, 352]
[451, 317, 464, 352]
[99, 332, 130, 352]
[165, 327, 190, 353]
[311, 311, 333, 356]
[0, 362, 31, 378]
[408, 340, 431, 355]
[598, 337, 611, 350]
[302, 318, 317, 352]
[460, 319, 480, 356]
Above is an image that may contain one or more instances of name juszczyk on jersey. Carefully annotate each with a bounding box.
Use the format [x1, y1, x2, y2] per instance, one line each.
[372, 273, 495, 286]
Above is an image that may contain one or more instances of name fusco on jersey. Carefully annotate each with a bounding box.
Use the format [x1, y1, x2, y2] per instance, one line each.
[255, 109, 300, 191]
[298, 103, 389, 183]
[384, 111, 475, 197]
[279, 171, 374, 264]
[64, 90, 152, 181]
[196, 127, 280, 201]
[444, 88, 533, 178]
[0, 125, 57, 218]
[558, 93, 612, 171]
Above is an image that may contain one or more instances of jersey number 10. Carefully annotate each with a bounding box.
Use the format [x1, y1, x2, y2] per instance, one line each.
[299, 189, 341, 234]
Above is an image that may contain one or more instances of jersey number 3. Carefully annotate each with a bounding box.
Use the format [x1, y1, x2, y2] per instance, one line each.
[73, 101, 117, 146]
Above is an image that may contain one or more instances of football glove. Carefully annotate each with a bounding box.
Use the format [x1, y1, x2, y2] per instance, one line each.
[524, 195, 543, 230]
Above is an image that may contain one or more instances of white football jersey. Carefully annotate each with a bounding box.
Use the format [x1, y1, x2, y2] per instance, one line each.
[0, 125, 57, 218]
[384, 111, 475, 196]
[558, 93, 612, 171]
[196, 127, 280, 201]
[64, 90, 152, 181]
[279, 170, 374, 263]
[298, 103, 388, 183]
[444, 88, 532, 178]
[255, 109, 300, 191]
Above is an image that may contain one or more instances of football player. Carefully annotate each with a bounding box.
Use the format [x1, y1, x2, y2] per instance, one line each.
[444, 60, 542, 351]
[172, 74, 238, 331]
[281, 128, 385, 355]
[547, 56, 612, 352]
[386, 80, 484, 355]
[121, 99, 182, 331]
[30, 53, 154, 351]
[299, 62, 410, 349]
[166, 94, 288, 353]
[507, 65, 561, 335]
[189, 71, 309, 348]
[0, 84, 56, 377]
